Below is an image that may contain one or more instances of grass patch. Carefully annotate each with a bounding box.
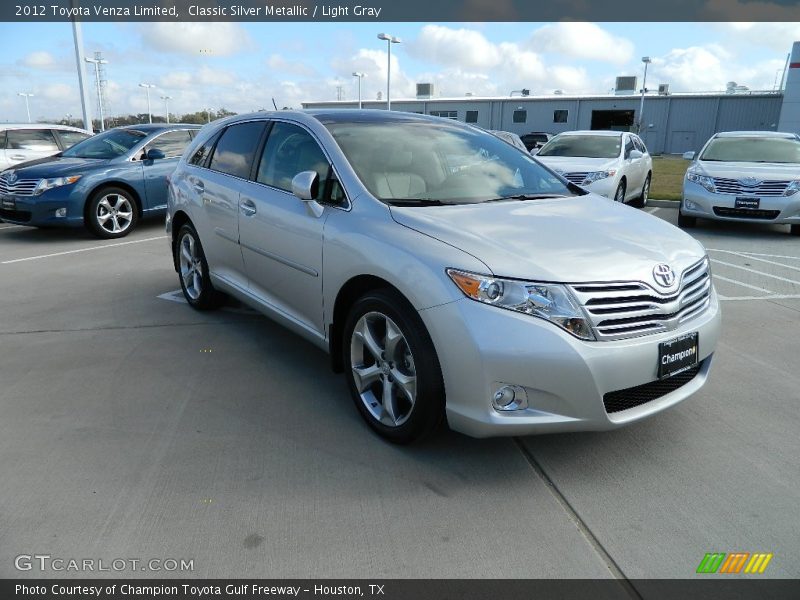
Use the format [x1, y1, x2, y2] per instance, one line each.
[650, 156, 689, 201]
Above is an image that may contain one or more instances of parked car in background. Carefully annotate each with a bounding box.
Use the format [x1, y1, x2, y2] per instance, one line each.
[680, 131, 800, 235]
[167, 110, 719, 443]
[489, 130, 528, 152]
[535, 130, 653, 207]
[0, 123, 92, 171]
[521, 132, 553, 152]
[0, 123, 200, 238]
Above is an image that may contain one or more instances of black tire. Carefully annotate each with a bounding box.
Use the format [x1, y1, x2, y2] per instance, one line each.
[791, 225, 800, 236]
[632, 174, 651, 208]
[174, 223, 223, 310]
[614, 179, 627, 203]
[678, 210, 697, 228]
[86, 186, 139, 239]
[342, 288, 445, 444]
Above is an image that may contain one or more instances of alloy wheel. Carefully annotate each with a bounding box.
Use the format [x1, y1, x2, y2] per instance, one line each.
[178, 232, 203, 301]
[96, 194, 133, 234]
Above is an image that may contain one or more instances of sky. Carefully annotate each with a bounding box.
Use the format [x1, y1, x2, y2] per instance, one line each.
[0, 21, 799, 123]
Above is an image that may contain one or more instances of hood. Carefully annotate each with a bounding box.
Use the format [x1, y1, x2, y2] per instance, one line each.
[390, 195, 706, 284]
[535, 155, 618, 174]
[693, 160, 800, 181]
[5, 155, 106, 179]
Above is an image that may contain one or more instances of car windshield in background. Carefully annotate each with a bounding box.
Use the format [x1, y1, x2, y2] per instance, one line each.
[62, 129, 147, 159]
[325, 121, 576, 204]
[699, 137, 800, 163]
[538, 135, 622, 159]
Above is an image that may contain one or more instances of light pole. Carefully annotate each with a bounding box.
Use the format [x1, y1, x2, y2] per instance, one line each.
[352, 72, 365, 109]
[84, 56, 107, 131]
[637, 56, 652, 134]
[139, 83, 155, 123]
[377, 33, 401, 111]
[17, 93, 34, 123]
[161, 95, 172, 124]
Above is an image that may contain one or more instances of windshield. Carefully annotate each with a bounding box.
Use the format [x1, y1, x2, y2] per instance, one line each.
[325, 121, 576, 204]
[699, 137, 800, 163]
[538, 135, 622, 159]
[62, 129, 147, 159]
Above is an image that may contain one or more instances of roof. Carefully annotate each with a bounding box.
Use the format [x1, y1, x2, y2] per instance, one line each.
[714, 130, 798, 138]
[117, 123, 200, 132]
[0, 123, 91, 133]
[556, 130, 625, 137]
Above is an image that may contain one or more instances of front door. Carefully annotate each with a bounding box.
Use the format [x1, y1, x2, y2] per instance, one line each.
[142, 129, 194, 210]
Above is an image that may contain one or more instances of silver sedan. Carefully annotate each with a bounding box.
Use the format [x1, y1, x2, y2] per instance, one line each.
[167, 110, 720, 443]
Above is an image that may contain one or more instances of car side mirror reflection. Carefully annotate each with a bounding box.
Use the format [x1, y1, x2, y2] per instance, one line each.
[529, 148, 539, 156]
[629, 149, 643, 160]
[682, 151, 695, 160]
[146, 148, 166, 160]
[292, 171, 324, 218]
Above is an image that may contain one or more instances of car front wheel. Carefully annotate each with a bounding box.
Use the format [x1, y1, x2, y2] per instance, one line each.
[343, 289, 444, 444]
[87, 187, 138, 239]
[632, 174, 650, 208]
[614, 180, 626, 203]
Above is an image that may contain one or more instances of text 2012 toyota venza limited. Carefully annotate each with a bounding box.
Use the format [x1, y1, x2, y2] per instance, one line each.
[167, 111, 721, 443]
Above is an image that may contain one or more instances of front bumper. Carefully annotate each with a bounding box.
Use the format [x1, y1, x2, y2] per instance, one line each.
[682, 182, 800, 225]
[0, 186, 85, 227]
[419, 289, 721, 438]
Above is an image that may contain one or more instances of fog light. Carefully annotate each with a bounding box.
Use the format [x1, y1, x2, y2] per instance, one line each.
[492, 385, 528, 412]
[54, 208, 67, 218]
[683, 199, 698, 211]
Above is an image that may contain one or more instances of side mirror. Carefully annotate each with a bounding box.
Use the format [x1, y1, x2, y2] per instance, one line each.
[682, 151, 695, 160]
[629, 149, 643, 160]
[291, 171, 324, 218]
[146, 148, 166, 160]
[529, 148, 539, 156]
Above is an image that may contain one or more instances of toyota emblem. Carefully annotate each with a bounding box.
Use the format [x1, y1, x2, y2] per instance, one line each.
[5, 170, 17, 184]
[653, 263, 676, 288]
[739, 177, 761, 187]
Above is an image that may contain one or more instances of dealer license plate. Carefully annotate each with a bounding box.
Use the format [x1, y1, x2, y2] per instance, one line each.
[735, 197, 760, 209]
[658, 332, 699, 379]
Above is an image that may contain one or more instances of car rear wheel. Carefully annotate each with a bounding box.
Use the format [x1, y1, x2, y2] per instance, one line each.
[678, 210, 697, 228]
[175, 223, 223, 310]
[632, 174, 651, 208]
[614, 180, 626, 203]
[87, 187, 138, 239]
[343, 289, 444, 444]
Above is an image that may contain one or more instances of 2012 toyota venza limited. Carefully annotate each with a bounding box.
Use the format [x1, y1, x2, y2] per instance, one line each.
[167, 111, 721, 443]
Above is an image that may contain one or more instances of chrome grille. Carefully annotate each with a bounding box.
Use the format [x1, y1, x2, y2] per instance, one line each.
[562, 172, 588, 185]
[711, 177, 789, 197]
[570, 258, 712, 341]
[0, 174, 40, 197]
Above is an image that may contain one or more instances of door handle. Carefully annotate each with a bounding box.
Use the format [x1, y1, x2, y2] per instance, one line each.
[10, 155, 26, 160]
[241, 199, 257, 216]
[192, 181, 204, 194]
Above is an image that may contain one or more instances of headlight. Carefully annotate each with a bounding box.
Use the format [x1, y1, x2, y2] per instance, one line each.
[447, 269, 595, 340]
[784, 180, 800, 197]
[686, 170, 715, 193]
[34, 175, 81, 195]
[581, 170, 616, 185]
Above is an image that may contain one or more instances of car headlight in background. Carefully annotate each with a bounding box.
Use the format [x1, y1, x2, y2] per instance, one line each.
[784, 180, 800, 197]
[34, 175, 82, 195]
[581, 170, 616, 185]
[686, 170, 716, 193]
[447, 269, 595, 340]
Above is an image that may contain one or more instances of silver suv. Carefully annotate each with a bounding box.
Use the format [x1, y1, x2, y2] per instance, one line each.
[167, 111, 720, 443]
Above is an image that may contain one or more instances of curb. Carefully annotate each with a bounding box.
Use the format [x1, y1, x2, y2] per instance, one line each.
[650, 199, 679, 208]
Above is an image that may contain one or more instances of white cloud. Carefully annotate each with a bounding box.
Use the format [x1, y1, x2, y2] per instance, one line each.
[266, 54, 317, 78]
[408, 25, 502, 70]
[21, 51, 59, 70]
[528, 23, 634, 65]
[138, 23, 253, 56]
[717, 22, 800, 53]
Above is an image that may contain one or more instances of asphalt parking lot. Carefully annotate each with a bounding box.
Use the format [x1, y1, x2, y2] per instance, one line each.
[1, 204, 798, 582]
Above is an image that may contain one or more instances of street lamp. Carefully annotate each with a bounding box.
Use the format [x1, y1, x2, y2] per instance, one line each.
[377, 33, 401, 111]
[17, 93, 34, 123]
[352, 72, 366, 109]
[161, 95, 172, 124]
[84, 57, 108, 131]
[637, 56, 652, 134]
[139, 83, 156, 124]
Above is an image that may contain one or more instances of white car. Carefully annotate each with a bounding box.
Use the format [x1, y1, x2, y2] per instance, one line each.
[0, 124, 92, 171]
[680, 131, 800, 235]
[535, 130, 653, 207]
[489, 130, 528, 152]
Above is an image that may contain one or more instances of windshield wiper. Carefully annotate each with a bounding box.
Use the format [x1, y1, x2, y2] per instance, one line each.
[387, 198, 446, 206]
[487, 193, 568, 202]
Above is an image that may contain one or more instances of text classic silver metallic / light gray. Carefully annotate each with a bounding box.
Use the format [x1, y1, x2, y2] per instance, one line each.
[166, 110, 721, 443]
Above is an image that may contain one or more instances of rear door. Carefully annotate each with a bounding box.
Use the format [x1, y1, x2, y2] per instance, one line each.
[141, 129, 194, 210]
[4, 129, 60, 166]
[623, 134, 644, 196]
[54, 129, 91, 150]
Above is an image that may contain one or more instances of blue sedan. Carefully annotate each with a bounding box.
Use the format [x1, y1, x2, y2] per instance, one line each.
[0, 123, 200, 238]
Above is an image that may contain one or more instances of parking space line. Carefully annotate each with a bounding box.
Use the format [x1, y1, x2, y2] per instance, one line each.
[709, 258, 800, 286]
[0, 224, 26, 230]
[707, 249, 800, 261]
[708, 249, 800, 273]
[645, 207, 660, 214]
[1, 236, 166, 264]
[712, 274, 775, 294]
[719, 294, 800, 302]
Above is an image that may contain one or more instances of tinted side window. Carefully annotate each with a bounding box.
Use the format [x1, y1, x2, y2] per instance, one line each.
[57, 130, 91, 149]
[635, 137, 647, 153]
[0, 131, 6, 150]
[256, 122, 329, 201]
[624, 137, 635, 158]
[148, 130, 193, 158]
[208, 122, 266, 179]
[7, 129, 59, 151]
[189, 132, 220, 167]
